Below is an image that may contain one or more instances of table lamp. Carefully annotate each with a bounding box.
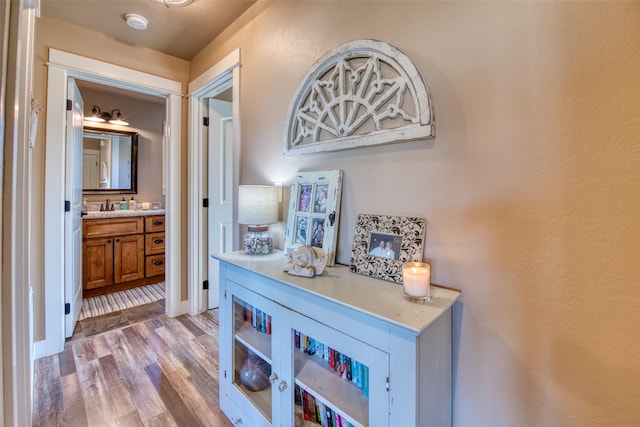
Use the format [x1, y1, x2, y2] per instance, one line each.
[238, 185, 279, 254]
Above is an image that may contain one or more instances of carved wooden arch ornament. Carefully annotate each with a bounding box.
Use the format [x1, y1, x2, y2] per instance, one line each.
[284, 39, 435, 157]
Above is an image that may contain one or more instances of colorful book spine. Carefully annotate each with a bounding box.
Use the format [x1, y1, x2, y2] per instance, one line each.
[362, 365, 369, 398]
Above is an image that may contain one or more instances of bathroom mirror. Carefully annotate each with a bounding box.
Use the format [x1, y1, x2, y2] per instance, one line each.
[82, 127, 138, 194]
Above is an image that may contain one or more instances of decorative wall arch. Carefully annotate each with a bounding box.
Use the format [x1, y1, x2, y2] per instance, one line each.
[284, 39, 435, 157]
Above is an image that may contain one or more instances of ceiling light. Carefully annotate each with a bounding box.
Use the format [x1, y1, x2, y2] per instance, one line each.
[125, 13, 148, 30]
[150, 0, 194, 7]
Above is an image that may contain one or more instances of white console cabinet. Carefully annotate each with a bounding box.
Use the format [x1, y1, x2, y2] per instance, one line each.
[214, 251, 460, 427]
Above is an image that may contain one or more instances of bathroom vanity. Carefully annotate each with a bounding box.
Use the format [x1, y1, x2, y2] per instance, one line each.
[82, 211, 165, 297]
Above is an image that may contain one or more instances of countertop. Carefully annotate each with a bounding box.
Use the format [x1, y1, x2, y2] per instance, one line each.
[212, 250, 461, 335]
[83, 209, 166, 219]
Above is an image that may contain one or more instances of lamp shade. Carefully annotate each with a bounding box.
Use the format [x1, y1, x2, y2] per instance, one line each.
[238, 185, 279, 225]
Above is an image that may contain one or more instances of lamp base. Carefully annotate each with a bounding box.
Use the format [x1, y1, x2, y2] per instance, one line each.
[243, 225, 273, 255]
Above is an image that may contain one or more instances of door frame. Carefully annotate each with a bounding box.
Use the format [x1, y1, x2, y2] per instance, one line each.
[39, 49, 183, 357]
[187, 49, 241, 315]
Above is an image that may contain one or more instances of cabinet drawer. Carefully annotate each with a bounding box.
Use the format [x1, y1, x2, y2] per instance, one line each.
[146, 254, 165, 277]
[145, 232, 165, 255]
[145, 215, 165, 233]
[83, 217, 144, 238]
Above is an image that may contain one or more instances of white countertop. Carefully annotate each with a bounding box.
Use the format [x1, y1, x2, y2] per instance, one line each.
[212, 250, 461, 335]
[83, 209, 166, 219]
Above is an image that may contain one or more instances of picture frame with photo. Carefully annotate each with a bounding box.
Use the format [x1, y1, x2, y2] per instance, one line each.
[350, 214, 427, 283]
[284, 170, 343, 266]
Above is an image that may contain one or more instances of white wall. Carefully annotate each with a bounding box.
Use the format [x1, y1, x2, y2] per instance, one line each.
[191, 1, 640, 425]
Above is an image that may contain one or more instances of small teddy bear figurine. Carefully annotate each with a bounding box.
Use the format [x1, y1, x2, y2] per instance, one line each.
[283, 245, 328, 277]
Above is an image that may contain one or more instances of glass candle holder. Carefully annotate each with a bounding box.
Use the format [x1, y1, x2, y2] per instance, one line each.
[402, 262, 431, 303]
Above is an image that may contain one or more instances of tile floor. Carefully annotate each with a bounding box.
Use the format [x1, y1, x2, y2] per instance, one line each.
[67, 299, 166, 343]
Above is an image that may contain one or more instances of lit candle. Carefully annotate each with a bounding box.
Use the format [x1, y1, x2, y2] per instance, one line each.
[402, 262, 431, 303]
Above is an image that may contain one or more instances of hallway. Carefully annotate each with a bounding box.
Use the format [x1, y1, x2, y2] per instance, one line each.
[33, 306, 232, 426]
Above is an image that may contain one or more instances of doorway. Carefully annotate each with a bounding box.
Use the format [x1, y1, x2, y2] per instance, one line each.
[39, 49, 183, 357]
[187, 49, 241, 315]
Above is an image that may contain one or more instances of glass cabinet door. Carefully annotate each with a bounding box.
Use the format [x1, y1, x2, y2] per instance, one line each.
[226, 281, 287, 427]
[232, 295, 273, 421]
[288, 311, 390, 427]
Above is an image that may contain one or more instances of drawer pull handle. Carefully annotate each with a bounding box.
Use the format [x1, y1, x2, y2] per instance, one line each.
[153, 260, 164, 266]
[153, 221, 163, 226]
[154, 239, 164, 244]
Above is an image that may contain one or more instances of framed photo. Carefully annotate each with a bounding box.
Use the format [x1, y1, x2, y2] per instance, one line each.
[284, 170, 343, 266]
[350, 214, 427, 283]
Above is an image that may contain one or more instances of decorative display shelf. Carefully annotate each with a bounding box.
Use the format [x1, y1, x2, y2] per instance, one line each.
[215, 250, 461, 427]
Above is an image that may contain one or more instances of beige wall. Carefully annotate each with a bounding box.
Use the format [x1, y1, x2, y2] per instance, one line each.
[191, 1, 640, 425]
[32, 17, 190, 340]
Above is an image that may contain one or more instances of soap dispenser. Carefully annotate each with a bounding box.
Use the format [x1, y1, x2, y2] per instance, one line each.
[129, 196, 136, 211]
[120, 197, 128, 210]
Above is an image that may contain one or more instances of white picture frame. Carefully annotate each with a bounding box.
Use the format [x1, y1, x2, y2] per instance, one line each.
[284, 170, 343, 266]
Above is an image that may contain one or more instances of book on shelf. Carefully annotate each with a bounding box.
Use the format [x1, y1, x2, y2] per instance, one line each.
[293, 329, 370, 398]
[294, 384, 357, 427]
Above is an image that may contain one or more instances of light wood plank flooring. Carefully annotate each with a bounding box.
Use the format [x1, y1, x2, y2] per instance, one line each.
[33, 302, 233, 427]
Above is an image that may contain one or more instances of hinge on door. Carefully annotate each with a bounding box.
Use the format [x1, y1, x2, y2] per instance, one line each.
[64, 200, 71, 212]
[224, 370, 227, 379]
[203, 280, 209, 290]
[203, 117, 209, 126]
[65, 303, 70, 315]
[66, 99, 72, 111]
[224, 290, 227, 298]
[386, 376, 390, 391]
[203, 198, 209, 208]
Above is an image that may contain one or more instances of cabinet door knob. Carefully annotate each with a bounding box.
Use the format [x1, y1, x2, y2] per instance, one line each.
[278, 380, 288, 392]
[153, 260, 164, 266]
[268, 373, 278, 384]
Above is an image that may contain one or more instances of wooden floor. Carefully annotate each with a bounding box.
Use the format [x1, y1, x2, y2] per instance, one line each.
[33, 302, 233, 427]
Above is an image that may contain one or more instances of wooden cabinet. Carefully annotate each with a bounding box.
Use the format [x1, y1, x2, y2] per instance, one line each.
[214, 251, 461, 427]
[83, 217, 144, 292]
[144, 215, 165, 277]
[83, 214, 165, 296]
[83, 237, 114, 289]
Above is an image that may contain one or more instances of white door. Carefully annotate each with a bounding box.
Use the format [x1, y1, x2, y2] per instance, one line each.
[65, 78, 84, 337]
[82, 149, 99, 188]
[208, 96, 234, 309]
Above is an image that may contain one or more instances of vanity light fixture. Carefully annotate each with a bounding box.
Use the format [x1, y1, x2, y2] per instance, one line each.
[150, 0, 194, 7]
[109, 109, 129, 126]
[83, 105, 130, 126]
[84, 105, 106, 123]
